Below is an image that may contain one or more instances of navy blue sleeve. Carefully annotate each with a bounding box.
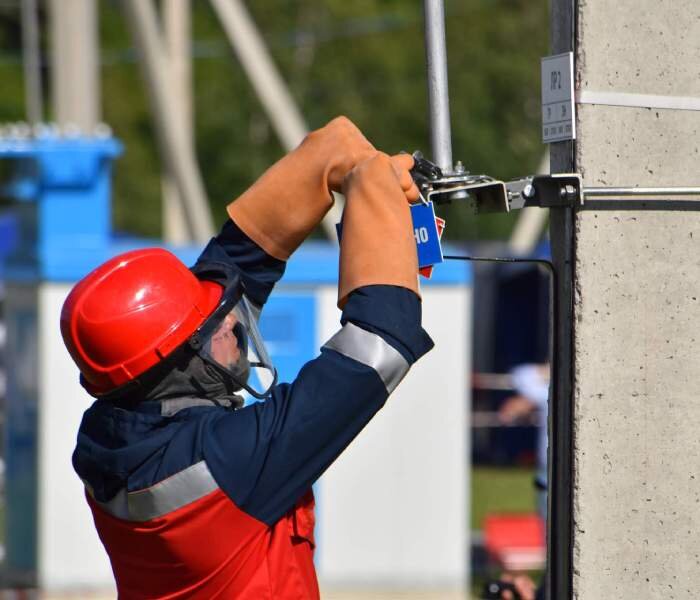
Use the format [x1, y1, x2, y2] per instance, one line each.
[192, 219, 286, 307]
[340, 285, 434, 362]
[202, 285, 434, 526]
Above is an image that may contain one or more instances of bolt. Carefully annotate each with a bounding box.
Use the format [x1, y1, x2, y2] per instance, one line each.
[560, 184, 577, 199]
[522, 184, 536, 200]
[453, 160, 466, 174]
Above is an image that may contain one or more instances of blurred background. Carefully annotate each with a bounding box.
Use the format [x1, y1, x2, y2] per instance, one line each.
[0, 1, 552, 598]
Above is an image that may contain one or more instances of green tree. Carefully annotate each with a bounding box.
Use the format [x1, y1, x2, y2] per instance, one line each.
[2, 0, 549, 241]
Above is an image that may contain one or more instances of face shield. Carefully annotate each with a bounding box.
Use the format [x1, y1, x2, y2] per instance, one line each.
[189, 281, 277, 399]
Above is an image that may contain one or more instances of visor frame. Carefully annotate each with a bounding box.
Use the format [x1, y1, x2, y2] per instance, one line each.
[188, 275, 278, 399]
[188, 275, 244, 352]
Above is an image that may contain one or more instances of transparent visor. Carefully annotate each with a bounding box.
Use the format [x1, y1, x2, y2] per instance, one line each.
[197, 295, 277, 399]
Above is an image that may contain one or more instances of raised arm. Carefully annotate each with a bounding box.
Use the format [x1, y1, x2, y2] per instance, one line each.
[202, 153, 433, 526]
[192, 117, 377, 304]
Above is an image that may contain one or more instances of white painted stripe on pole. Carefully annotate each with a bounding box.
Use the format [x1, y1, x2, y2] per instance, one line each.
[576, 90, 700, 112]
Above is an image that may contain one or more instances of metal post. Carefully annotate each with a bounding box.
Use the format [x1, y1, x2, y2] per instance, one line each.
[122, 0, 214, 243]
[423, 0, 453, 173]
[21, 0, 43, 124]
[547, 0, 576, 598]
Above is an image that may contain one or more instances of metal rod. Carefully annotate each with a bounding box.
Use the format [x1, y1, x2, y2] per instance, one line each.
[584, 186, 700, 197]
[21, 0, 43, 124]
[423, 0, 453, 173]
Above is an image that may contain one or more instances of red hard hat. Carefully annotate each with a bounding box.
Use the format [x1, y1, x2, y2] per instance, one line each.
[61, 248, 222, 396]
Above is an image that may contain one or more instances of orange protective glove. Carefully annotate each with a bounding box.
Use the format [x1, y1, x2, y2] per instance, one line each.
[390, 153, 421, 204]
[338, 153, 420, 307]
[227, 116, 376, 260]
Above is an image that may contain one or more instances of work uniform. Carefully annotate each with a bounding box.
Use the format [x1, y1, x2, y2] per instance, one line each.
[73, 220, 433, 598]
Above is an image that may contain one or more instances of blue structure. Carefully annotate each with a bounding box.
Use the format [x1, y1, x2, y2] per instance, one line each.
[0, 135, 122, 281]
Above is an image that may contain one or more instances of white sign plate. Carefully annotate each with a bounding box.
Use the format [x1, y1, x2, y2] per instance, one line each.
[541, 52, 576, 143]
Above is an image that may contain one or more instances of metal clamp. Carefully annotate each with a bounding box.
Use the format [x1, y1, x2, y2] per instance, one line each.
[507, 174, 583, 209]
[410, 152, 700, 212]
[410, 151, 510, 213]
[410, 152, 582, 212]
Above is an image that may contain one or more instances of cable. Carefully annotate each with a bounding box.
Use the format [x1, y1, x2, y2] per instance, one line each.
[444, 253, 558, 577]
[444, 254, 551, 267]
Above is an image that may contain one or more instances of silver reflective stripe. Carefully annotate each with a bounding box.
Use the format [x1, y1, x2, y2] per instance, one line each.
[322, 322, 410, 394]
[87, 461, 219, 522]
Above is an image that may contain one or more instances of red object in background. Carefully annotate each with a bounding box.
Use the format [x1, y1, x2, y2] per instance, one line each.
[419, 216, 446, 279]
[484, 513, 546, 572]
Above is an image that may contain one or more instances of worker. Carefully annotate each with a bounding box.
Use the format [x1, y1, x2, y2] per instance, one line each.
[61, 116, 434, 599]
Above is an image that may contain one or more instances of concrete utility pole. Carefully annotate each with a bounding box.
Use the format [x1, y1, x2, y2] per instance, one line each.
[550, 1, 700, 598]
[48, 0, 100, 130]
[162, 0, 193, 243]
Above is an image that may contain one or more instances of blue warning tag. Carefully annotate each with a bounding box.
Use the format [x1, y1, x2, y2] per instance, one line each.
[335, 200, 444, 271]
[410, 201, 444, 269]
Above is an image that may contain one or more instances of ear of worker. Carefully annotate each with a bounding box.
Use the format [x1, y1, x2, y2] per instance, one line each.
[226, 116, 419, 261]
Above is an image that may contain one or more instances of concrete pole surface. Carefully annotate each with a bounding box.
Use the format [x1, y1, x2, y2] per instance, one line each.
[162, 0, 193, 244]
[49, 0, 100, 130]
[563, 1, 700, 598]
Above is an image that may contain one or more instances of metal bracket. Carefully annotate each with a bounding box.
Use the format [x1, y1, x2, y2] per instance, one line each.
[507, 173, 583, 209]
[410, 152, 700, 212]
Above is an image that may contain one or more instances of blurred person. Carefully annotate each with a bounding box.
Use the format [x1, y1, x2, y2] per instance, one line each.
[497, 363, 550, 600]
[61, 117, 433, 599]
[498, 363, 550, 520]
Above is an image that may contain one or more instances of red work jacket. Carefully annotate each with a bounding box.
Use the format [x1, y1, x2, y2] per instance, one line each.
[88, 481, 318, 599]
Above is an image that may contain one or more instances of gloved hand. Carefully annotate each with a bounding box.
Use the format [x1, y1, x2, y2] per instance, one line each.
[337, 152, 420, 307]
[227, 116, 377, 260]
[390, 153, 421, 204]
